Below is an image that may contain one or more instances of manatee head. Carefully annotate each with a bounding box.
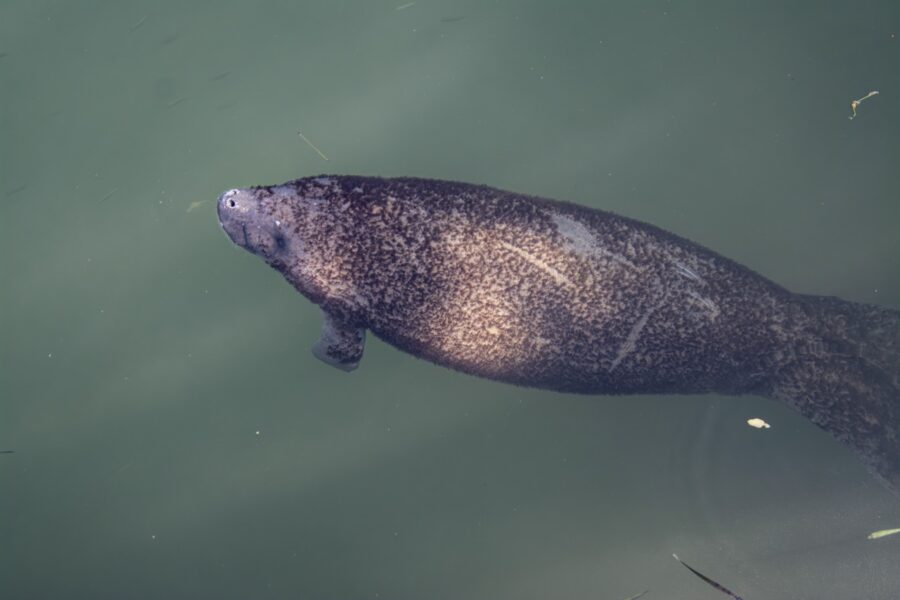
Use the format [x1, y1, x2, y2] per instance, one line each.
[216, 178, 361, 312]
[217, 187, 294, 262]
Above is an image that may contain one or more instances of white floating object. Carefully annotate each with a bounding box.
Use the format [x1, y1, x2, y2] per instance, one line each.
[868, 527, 900, 540]
[747, 418, 771, 429]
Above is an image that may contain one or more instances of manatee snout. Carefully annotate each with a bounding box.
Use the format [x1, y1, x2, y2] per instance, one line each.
[218, 188, 253, 247]
[217, 188, 287, 259]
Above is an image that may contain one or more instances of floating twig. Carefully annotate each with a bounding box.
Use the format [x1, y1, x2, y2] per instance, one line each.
[622, 590, 649, 600]
[297, 131, 329, 161]
[849, 90, 879, 120]
[100, 188, 119, 202]
[673, 554, 743, 600]
[396, 2, 416, 10]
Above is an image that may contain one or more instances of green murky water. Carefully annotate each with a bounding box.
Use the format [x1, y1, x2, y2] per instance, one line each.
[2, 1, 899, 598]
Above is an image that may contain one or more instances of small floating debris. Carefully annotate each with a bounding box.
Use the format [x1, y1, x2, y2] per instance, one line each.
[673, 554, 744, 600]
[395, 2, 416, 10]
[297, 131, 329, 161]
[867, 527, 900, 540]
[5, 185, 27, 197]
[849, 90, 879, 120]
[440, 16, 466, 23]
[746, 417, 771, 429]
[100, 188, 119, 202]
[621, 590, 649, 600]
[166, 97, 187, 108]
[210, 71, 231, 81]
[0, 450, 15, 454]
[186, 200, 208, 213]
[129, 16, 147, 32]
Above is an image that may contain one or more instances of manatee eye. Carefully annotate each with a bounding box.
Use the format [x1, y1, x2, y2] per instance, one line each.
[275, 233, 286, 251]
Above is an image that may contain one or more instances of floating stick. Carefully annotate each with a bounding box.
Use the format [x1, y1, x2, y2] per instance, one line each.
[673, 554, 744, 600]
[297, 131, 329, 161]
[100, 188, 118, 202]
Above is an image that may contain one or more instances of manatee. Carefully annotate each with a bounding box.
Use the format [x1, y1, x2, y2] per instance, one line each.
[217, 176, 900, 496]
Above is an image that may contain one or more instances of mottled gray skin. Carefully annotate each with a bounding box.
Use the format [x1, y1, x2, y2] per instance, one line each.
[217, 176, 900, 496]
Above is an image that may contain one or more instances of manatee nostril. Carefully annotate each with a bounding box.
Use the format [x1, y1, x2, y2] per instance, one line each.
[221, 189, 240, 209]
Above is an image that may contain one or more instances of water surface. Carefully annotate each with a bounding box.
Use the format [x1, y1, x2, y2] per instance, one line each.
[2, 1, 899, 598]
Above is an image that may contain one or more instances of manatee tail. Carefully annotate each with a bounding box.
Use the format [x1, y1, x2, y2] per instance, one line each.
[769, 294, 900, 497]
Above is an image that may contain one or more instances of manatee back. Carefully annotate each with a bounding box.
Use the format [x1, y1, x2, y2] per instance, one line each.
[346, 177, 788, 396]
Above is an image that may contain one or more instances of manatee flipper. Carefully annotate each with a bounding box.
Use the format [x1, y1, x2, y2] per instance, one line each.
[772, 296, 900, 497]
[312, 310, 366, 372]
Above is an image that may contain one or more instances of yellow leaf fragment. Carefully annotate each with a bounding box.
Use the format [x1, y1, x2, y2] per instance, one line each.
[868, 528, 900, 540]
